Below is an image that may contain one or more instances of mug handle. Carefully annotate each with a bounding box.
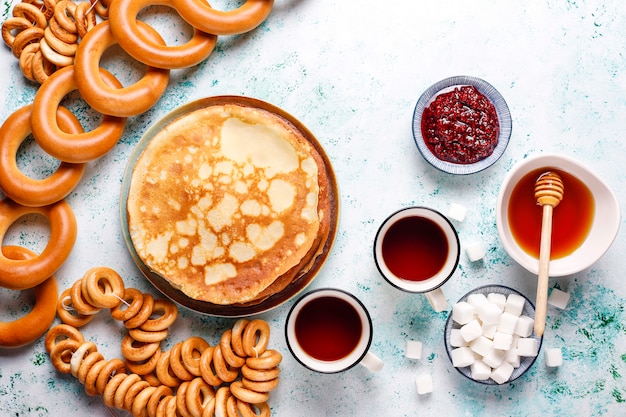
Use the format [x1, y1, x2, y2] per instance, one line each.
[425, 287, 448, 312]
[359, 351, 384, 372]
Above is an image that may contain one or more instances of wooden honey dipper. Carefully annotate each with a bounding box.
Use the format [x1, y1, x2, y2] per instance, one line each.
[533, 171, 564, 336]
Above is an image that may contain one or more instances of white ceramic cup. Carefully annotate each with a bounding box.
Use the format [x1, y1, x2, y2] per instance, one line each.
[374, 207, 460, 312]
[285, 288, 384, 373]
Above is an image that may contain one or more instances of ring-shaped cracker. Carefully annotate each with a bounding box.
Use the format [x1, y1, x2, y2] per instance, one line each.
[123, 379, 151, 412]
[31, 49, 56, 84]
[128, 327, 169, 344]
[0, 199, 76, 288]
[39, 37, 74, 67]
[12, 3, 48, 29]
[76, 350, 105, 385]
[53, 1, 78, 33]
[74, 20, 170, 117]
[45, 323, 85, 353]
[124, 292, 154, 329]
[198, 346, 222, 387]
[212, 345, 239, 383]
[110, 287, 144, 322]
[0, 249, 57, 348]
[241, 376, 279, 393]
[84, 356, 109, 396]
[240, 364, 279, 382]
[95, 358, 127, 394]
[69, 341, 98, 376]
[11, 26, 44, 58]
[155, 350, 182, 388]
[71, 279, 101, 316]
[236, 399, 270, 417]
[229, 380, 269, 404]
[102, 372, 128, 408]
[74, 1, 96, 39]
[230, 319, 249, 357]
[130, 384, 157, 417]
[43, 26, 77, 56]
[220, 330, 246, 368]
[82, 266, 125, 309]
[0, 104, 85, 207]
[31, 65, 127, 164]
[121, 333, 160, 362]
[125, 348, 161, 376]
[49, 338, 81, 373]
[2, 17, 33, 48]
[112, 373, 142, 410]
[108, 0, 217, 69]
[169, 342, 195, 381]
[139, 298, 178, 332]
[186, 377, 215, 417]
[19, 42, 39, 81]
[245, 349, 282, 370]
[181, 336, 209, 377]
[49, 16, 77, 44]
[147, 385, 173, 417]
[242, 319, 270, 357]
[56, 287, 95, 327]
[173, 0, 274, 35]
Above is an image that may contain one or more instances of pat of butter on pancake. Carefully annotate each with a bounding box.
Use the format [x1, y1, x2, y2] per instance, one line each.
[127, 104, 324, 305]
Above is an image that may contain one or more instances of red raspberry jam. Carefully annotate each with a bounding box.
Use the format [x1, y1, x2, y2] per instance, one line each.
[421, 85, 499, 164]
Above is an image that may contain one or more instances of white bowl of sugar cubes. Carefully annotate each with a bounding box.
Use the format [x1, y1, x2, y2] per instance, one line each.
[444, 285, 543, 385]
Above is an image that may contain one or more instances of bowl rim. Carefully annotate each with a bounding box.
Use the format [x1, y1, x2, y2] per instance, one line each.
[412, 75, 512, 175]
[496, 153, 621, 276]
[444, 284, 543, 385]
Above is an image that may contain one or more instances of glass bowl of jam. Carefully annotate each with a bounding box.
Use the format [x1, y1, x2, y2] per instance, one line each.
[496, 153, 620, 276]
[412, 76, 512, 175]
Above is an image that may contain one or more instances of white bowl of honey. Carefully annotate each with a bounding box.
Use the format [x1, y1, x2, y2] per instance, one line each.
[496, 153, 620, 276]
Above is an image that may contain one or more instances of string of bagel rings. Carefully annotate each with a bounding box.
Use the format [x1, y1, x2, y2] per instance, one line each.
[0, 0, 275, 349]
[46, 266, 281, 417]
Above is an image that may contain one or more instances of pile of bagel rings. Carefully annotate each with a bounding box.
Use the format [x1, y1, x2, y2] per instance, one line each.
[47, 266, 281, 417]
[0, 0, 275, 349]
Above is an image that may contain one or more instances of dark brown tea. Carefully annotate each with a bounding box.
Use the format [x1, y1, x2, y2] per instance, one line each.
[294, 296, 362, 361]
[381, 216, 449, 281]
[508, 168, 594, 259]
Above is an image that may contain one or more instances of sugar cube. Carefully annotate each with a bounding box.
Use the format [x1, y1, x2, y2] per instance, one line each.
[467, 293, 489, 309]
[491, 362, 515, 384]
[477, 302, 502, 326]
[415, 374, 433, 395]
[470, 360, 492, 381]
[492, 332, 513, 350]
[451, 346, 475, 367]
[449, 329, 467, 347]
[497, 312, 519, 335]
[505, 347, 521, 368]
[544, 348, 563, 367]
[481, 324, 497, 339]
[465, 242, 486, 262]
[470, 335, 494, 357]
[505, 293, 525, 316]
[514, 315, 535, 337]
[548, 288, 570, 309]
[482, 348, 505, 368]
[517, 338, 539, 357]
[406, 340, 423, 360]
[487, 293, 507, 311]
[448, 203, 467, 222]
[460, 319, 483, 342]
[452, 301, 475, 325]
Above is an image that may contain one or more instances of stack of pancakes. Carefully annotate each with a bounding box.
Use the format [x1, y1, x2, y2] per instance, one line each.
[126, 103, 332, 306]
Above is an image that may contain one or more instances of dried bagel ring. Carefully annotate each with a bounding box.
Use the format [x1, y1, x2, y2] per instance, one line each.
[49, 338, 81, 373]
[181, 336, 210, 377]
[130, 385, 157, 417]
[18, 42, 39, 81]
[213, 386, 233, 417]
[199, 346, 223, 387]
[54, 0, 78, 34]
[56, 287, 95, 327]
[125, 348, 161, 376]
[186, 377, 215, 417]
[74, 20, 170, 117]
[128, 327, 168, 344]
[230, 318, 249, 357]
[76, 350, 105, 385]
[122, 379, 151, 412]
[69, 341, 98, 376]
[0, 248, 57, 348]
[11, 26, 44, 58]
[82, 266, 125, 309]
[0, 104, 85, 207]
[108, 0, 217, 69]
[112, 373, 142, 410]
[0, 199, 76, 288]
[147, 385, 172, 417]
[95, 358, 127, 394]
[240, 364, 279, 382]
[2, 17, 33, 48]
[43, 26, 77, 57]
[102, 372, 129, 408]
[71, 278, 101, 316]
[123, 292, 154, 329]
[110, 287, 144, 322]
[31, 49, 56, 84]
[173, 0, 273, 35]
[89, 0, 109, 18]
[245, 349, 282, 370]
[220, 329, 246, 368]
[155, 350, 182, 387]
[39, 37, 74, 67]
[236, 399, 270, 417]
[31, 65, 127, 163]
[229, 380, 269, 404]
[169, 342, 195, 381]
[49, 16, 78, 44]
[139, 298, 178, 332]
[74, 1, 96, 39]
[121, 333, 160, 362]
[242, 319, 270, 357]
[241, 376, 279, 393]
[83, 356, 109, 396]
[45, 323, 85, 353]
[212, 345, 239, 383]
[12, 2, 48, 29]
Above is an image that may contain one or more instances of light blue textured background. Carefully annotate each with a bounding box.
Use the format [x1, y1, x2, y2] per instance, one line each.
[1, 0, 624, 416]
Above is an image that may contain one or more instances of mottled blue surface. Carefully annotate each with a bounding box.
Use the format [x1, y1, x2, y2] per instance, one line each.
[1, 0, 625, 416]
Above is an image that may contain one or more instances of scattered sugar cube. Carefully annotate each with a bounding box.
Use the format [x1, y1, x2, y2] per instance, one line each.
[544, 348, 563, 367]
[449, 329, 467, 347]
[504, 293, 526, 316]
[452, 301, 475, 325]
[481, 324, 497, 339]
[406, 340, 423, 360]
[497, 312, 519, 335]
[448, 203, 467, 222]
[451, 346, 475, 368]
[467, 293, 489, 310]
[548, 288, 570, 310]
[482, 348, 506, 369]
[505, 347, 521, 368]
[517, 338, 539, 357]
[492, 332, 513, 351]
[460, 319, 483, 342]
[491, 362, 515, 384]
[465, 242, 486, 262]
[470, 335, 494, 357]
[470, 360, 492, 381]
[477, 302, 502, 326]
[415, 374, 433, 395]
[514, 315, 535, 338]
[487, 293, 507, 311]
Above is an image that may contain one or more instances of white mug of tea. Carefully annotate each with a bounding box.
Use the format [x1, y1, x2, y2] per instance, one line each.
[285, 288, 384, 373]
[374, 207, 460, 312]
